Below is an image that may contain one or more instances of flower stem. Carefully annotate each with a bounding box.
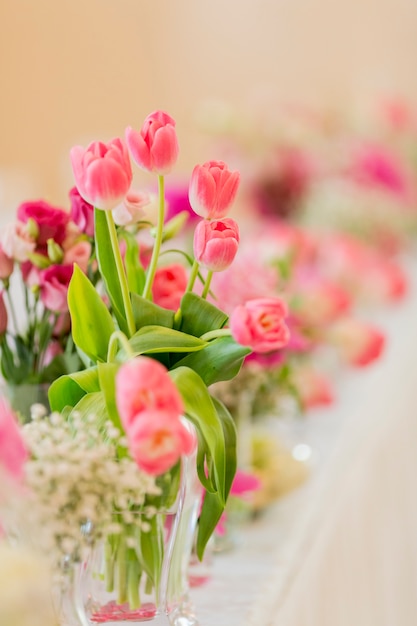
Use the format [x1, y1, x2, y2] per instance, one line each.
[105, 210, 136, 337]
[4, 286, 19, 335]
[201, 270, 213, 299]
[142, 175, 165, 300]
[186, 260, 200, 292]
[107, 330, 135, 363]
[200, 328, 232, 342]
[117, 533, 128, 604]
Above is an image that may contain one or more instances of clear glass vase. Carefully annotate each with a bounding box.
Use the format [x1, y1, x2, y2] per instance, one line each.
[74, 452, 202, 626]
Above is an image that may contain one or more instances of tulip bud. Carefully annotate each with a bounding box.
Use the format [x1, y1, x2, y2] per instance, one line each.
[126, 111, 179, 175]
[193, 218, 240, 272]
[189, 160, 240, 219]
[70, 138, 132, 211]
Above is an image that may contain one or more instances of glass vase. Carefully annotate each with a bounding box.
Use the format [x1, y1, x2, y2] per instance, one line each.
[74, 452, 202, 626]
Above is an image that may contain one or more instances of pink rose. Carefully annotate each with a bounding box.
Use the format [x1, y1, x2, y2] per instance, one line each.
[125, 410, 195, 475]
[229, 297, 290, 353]
[116, 357, 184, 428]
[152, 264, 188, 311]
[63, 240, 92, 274]
[126, 110, 179, 175]
[39, 264, 73, 313]
[0, 291, 7, 335]
[0, 244, 14, 280]
[0, 399, 28, 481]
[193, 218, 240, 272]
[189, 160, 240, 219]
[70, 137, 132, 211]
[17, 200, 69, 246]
[112, 190, 151, 226]
[69, 186, 95, 238]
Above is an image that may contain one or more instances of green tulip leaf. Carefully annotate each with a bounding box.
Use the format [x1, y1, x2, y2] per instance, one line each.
[48, 366, 100, 412]
[119, 230, 146, 295]
[131, 294, 175, 329]
[211, 395, 237, 501]
[196, 491, 225, 560]
[127, 326, 207, 356]
[98, 361, 123, 432]
[169, 366, 226, 501]
[68, 265, 115, 362]
[173, 336, 251, 386]
[94, 208, 129, 335]
[179, 292, 228, 336]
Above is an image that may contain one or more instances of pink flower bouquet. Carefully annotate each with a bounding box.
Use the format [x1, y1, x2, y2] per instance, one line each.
[42, 109, 290, 618]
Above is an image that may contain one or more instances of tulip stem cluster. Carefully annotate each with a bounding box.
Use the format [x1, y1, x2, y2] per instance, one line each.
[105, 210, 136, 337]
[186, 259, 200, 292]
[142, 175, 165, 300]
[201, 270, 213, 299]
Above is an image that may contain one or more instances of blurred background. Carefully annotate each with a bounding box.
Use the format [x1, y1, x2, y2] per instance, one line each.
[1, 0, 416, 211]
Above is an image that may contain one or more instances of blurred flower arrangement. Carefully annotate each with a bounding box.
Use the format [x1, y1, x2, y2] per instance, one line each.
[0, 191, 97, 395]
[0, 110, 292, 624]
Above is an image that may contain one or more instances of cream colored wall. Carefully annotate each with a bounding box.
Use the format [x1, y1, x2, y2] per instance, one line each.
[1, 0, 416, 215]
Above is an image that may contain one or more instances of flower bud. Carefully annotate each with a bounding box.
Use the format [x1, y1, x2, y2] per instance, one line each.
[70, 137, 132, 211]
[189, 160, 240, 219]
[47, 238, 64, 264]
[126, 110, 179, 175]
[0, 244, 14, 281]
[193, 218, 239, 272]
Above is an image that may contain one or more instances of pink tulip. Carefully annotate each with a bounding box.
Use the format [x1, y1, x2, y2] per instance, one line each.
[0, 399, 28, 481]
[17, 200, 70, 246]
[70, 138, 132, 211]
[116, 357, 184, 429]
[152, 264, 188, 311]
[0, 244, 14, 280]
[193, 218, 240, 272]
[126, 410, 195, 475]
[126, 110, 179, 175]
[0, 291, 7, 335]
[69, 186, 95, 238]
[39, 264, 73, 313]
[188, 160, 240, 219]
[229, 297, 290, 353]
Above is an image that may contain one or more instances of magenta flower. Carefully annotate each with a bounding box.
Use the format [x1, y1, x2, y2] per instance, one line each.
[17, 200, 70, 246]
[229, 297, 290, 353]
[125, 409, 195, 475]
[193, 218, 240, 272]
[0, 291, 7, 335]
[188, 160, 240, 219]
[0, 399, 28, 481]
[115, 357, 184, 429]
[69, 187, 95, 238]
[152, 264, 188, 311]
[70, 138, 132, 211]
[126, 110, 179, 175]
[39, 264, 74, 313]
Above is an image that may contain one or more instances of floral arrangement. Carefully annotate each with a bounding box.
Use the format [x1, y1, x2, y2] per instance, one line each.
[0, 110, 292, 623]
[0, 190, 96, 396]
